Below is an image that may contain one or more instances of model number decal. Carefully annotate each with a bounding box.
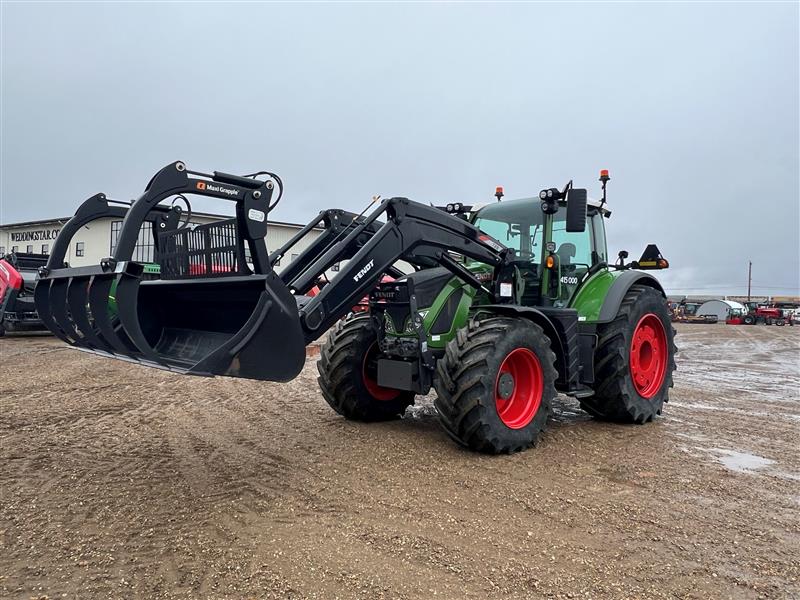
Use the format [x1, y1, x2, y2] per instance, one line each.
[560, 276, 579, 285]
[478, 234, 505, 253]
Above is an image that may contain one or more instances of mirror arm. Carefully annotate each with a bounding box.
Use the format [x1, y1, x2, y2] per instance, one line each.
[583, 261, 608, 281]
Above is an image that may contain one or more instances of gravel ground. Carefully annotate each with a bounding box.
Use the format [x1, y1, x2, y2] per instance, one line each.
[0, 323, 798, 599]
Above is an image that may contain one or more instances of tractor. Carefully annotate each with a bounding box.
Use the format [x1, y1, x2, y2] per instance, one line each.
[742, 305, 791, 326]
[726, 302, 792, 326]
[35, 162, 676, 453]
[0, 251, 50, 336]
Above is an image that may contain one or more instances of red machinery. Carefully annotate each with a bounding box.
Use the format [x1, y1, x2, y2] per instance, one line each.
[308, 275, 396, 313]
[0, 252, 50, 336]
[727, 305, 793, 326]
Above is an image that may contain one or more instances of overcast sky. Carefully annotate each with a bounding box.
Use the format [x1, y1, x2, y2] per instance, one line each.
[2, 2, 798, 296]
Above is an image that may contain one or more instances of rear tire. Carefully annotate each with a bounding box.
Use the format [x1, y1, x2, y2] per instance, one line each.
[317, 314, 414, 421]
[579, 285, 676, 423]
[776, 318, 786, 327]
[434, 317, 557, 454]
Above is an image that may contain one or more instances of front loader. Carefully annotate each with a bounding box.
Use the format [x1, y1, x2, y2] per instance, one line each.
[36, 162, 676, 454]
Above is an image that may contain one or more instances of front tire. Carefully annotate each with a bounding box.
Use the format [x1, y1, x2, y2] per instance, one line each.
[317, 314, 414, 421]
[434, 317, 557, 454]
[580, 285, 676, 423]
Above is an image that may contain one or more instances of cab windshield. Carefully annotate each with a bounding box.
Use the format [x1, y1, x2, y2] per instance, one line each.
[474, 197, 599, 267]
[474, 197, 544, 261]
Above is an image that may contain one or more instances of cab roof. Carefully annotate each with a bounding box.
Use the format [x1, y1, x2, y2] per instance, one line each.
[472, 196, 612, 218]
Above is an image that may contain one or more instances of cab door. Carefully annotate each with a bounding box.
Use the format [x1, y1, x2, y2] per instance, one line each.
[551, 208, 606, 307]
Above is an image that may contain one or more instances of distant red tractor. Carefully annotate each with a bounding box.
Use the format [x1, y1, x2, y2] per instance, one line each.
[727, 305, 793, 326]
[0, 252, 50, 336]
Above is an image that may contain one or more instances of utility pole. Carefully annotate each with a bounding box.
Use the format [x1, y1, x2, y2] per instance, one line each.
[747, 261, 752, 304]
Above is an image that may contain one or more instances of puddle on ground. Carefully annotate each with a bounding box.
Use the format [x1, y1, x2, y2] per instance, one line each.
[671, 401, 800, 422]
[708, 448, 775, 473]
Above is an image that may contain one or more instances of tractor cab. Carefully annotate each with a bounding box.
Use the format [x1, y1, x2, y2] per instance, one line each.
[471, 193, 609, 308]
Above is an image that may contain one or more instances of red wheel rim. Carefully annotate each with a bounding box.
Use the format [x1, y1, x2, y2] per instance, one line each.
[362, 342, 401, 401]
[494, 348, 544, 429]
[629, 313, 668, 399]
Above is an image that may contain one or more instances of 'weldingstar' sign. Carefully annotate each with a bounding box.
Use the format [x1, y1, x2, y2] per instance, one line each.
[10, 229, 61, 242]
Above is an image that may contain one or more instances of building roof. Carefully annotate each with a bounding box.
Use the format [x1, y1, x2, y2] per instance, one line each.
[698, 299, 746, 311]
[0, 216, 73, 228]
[0, 212, 312, 230]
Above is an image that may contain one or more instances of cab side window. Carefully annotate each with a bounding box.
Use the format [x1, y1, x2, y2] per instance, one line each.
[551, 221, 593, 270]
[590, 211, 608, 264]
[551, 208, 596, 306]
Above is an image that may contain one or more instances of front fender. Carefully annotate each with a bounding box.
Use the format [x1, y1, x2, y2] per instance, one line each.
[571, 269, 665, 323]
[596, 270, 665, 323]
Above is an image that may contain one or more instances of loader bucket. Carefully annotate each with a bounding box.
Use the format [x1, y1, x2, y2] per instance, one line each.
[35, 162, 307, 382]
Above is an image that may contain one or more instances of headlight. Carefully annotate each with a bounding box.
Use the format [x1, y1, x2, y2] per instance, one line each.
[404, 318, 415, 333]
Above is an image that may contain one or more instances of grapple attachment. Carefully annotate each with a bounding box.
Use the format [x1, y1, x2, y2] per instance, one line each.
[35, 161, 306, 382]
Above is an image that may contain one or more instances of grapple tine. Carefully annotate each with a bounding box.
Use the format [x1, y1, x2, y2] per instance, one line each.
[88, 274, 138, 356]
[33, 279, 73, 345]
[66, 276, 104, 349]
[48, 278, 82, 344]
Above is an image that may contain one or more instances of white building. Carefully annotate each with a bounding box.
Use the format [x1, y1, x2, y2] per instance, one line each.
[0, 213, 328, 273]
[696, 299, 747, 321]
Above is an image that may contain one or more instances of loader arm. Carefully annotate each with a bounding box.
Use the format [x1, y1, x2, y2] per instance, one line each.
[295, 197, 510, 344]
[270, 209, 404, 293]
[36, 161, 510, 384]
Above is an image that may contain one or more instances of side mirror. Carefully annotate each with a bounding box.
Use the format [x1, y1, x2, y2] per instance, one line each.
[565, 188, 587, 232]
[616, 250, 629, 268]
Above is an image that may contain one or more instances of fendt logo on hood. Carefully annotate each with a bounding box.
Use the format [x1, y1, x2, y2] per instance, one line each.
[353, 259, 375, 283]
[196, 181, 240, 197]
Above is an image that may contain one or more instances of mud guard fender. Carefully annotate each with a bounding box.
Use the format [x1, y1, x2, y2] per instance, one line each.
[597, 271, 665, 323]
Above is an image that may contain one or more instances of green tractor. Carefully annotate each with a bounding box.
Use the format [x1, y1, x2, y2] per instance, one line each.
[37, 162, 675, 454]
[318, 171, 676, 453]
